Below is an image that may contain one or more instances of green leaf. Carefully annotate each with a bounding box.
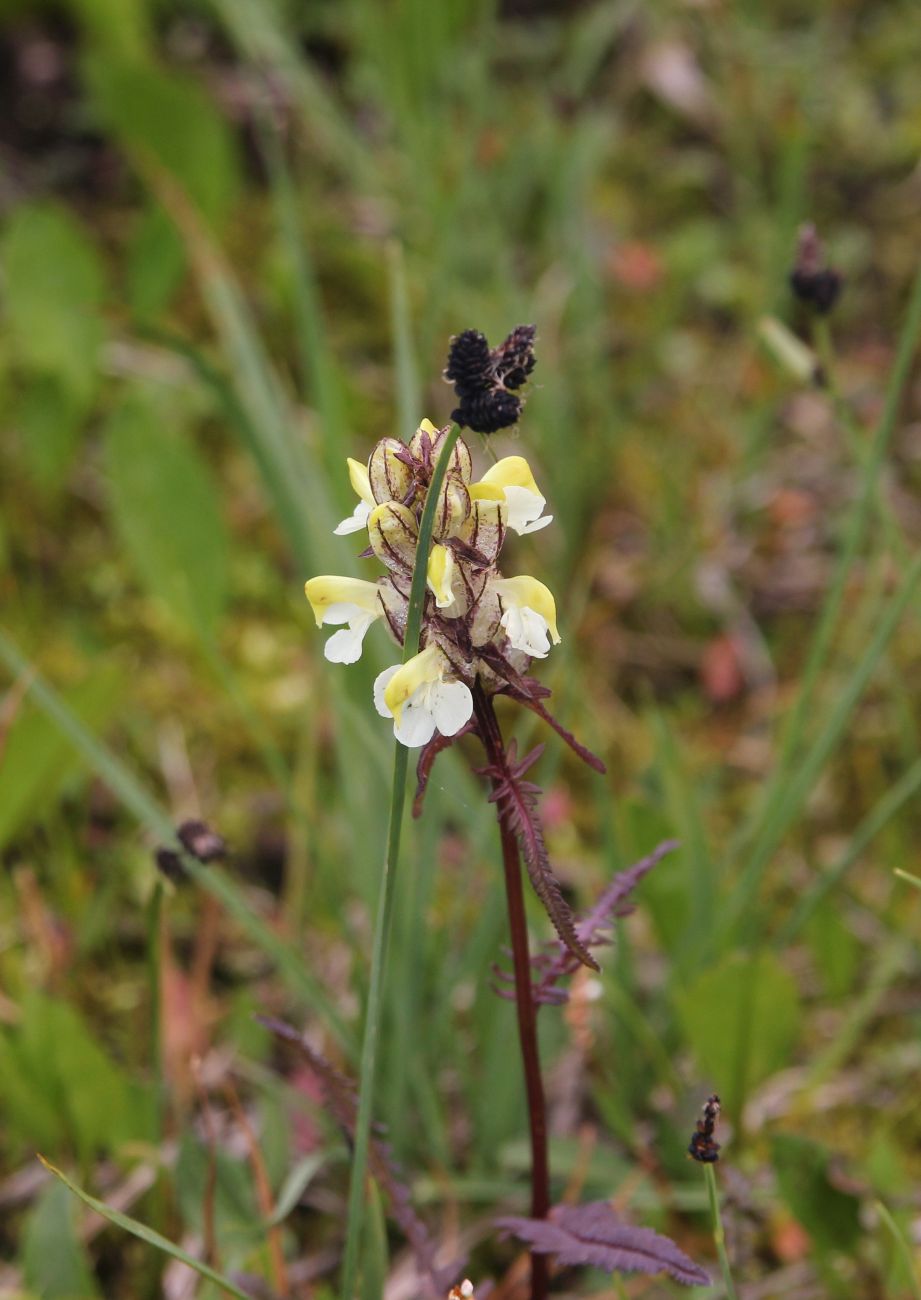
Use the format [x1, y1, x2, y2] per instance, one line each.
[772, 1134, 861, 1254]
[103, 396, 229, 641]
[0, 994, 147, 1163]
[176, 1135, 262, 1256]
[21, 1180, 101, 1299]
[805, 907, 859, 998]
[1, 202, 105, 404]
[40, 1159, 254, 1300]
[85, 56, 240, 229]
[674, 950, 800, 1097]
[14, 378, 85, 491]
[126, 204, 186, 321]
[0, 668, 124, 852]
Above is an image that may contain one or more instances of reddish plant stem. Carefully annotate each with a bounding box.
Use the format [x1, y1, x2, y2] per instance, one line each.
[474, 683, 550, 1300]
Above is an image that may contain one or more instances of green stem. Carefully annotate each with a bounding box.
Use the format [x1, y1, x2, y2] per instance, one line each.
[875, 1199, 921, 1300]
[704, 1163, 739, 1300]
[340, 425, 461, 1300]
[146, 881, 165, 1144]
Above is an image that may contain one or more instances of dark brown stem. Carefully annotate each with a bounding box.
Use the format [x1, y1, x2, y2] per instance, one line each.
[473, 681, 550, 1300]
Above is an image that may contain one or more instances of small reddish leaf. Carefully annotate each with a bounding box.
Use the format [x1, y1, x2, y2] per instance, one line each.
[498, 1202, 710, 1288]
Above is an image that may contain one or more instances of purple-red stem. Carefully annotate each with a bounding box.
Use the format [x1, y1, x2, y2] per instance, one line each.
[474, 683, 550, 1300]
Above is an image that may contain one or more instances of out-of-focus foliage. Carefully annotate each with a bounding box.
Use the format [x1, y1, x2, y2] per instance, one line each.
[2, 0, 921, 1294]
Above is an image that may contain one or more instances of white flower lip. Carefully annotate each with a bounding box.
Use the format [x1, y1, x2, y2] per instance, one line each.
[472, 456, 552, 536]
[333, 457, 375, 535]
[333, 499, 372, 536]
[304, 576, 383, 664]
[374, 646, 473, 748]
[492, 575, 561, 659]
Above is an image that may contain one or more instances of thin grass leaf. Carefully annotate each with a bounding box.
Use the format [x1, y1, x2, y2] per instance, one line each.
[730, 258, 921, 926]
[778, 756, 921, 944]
[722, 547, 921, 945]
[38, 1158, 253, 1300]
[894, 868, 921, 892]
[387, 241, 421, 439]
[875, 1200, 921, 1300]
[340, 426, 462, 1300]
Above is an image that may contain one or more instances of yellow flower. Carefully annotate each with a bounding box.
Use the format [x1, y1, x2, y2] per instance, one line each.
[333, 458, 376, 535]
[374, 644, 473, 747]
[304, 576, 383, 663]
[426, 544, 456, 609]
[492, 575, 560, 658]
[470, 456, 552, 535]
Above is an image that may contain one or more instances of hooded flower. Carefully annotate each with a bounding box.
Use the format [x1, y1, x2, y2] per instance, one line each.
[333, 458, 376, 535]
[374, 645, 473, 747]
[471, 456, 552, 535]
[304, 576, 384, 663]
[492, 576, 560, 658]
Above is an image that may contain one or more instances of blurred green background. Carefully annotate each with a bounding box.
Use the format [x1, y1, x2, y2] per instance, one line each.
[2, 0, 921, 1295]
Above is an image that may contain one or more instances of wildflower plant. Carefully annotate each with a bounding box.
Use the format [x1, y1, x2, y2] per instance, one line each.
[300, 328, 709, 1298]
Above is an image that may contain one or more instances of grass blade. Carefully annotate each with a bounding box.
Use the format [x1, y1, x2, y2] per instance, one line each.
[735, 259, 921, 877]
[721, 547, 921, 945]
[340, 425, 461, 1299]
[38, 1158, 254, 1300]
[875, 1199, 921, 1300]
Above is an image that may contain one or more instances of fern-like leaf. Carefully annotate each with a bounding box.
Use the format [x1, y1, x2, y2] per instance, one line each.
[485, 740, 599, 971]
[498, 1202, 710, 1287]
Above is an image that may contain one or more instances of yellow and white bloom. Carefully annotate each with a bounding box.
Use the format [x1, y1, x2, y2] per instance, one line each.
[426, 544, 456, 610]
[492, 576, 560, 659]
[373, 644, 473, 747]
[471, 456, 552, 535]
[304, 576, 383, 664]
[333, 458, 376, 535]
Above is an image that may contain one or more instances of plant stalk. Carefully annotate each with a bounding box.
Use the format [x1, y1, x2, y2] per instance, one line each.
[340, 425, 461, 1299]
[475, 684, 550, 1300]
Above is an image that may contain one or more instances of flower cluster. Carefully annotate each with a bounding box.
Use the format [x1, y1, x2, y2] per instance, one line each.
[305, 419, 558, 748]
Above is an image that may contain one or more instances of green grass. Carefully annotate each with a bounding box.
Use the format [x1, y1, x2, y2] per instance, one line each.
[3, 0, 921, 1295]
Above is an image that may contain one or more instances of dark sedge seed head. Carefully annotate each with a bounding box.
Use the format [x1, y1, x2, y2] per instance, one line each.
[790, 223, 842, 314]
[444, 324, 537, 434]
[177, 818, 227, 863]
[155, 847, 186, 885]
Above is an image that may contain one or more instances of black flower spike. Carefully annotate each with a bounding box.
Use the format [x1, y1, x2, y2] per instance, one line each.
[789, 223, 842, 315]
[688, 1093, 722, 1164]
[444, 324, 537, 433]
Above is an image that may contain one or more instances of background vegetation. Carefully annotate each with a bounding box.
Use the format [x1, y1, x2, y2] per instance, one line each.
[2, 0, 921, 1295]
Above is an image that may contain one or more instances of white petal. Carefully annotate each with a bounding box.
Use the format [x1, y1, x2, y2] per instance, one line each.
[392, 694, 438, 747]
[333, 500, 372, 535]
[324, 612, 376, 664]
[501, 605, 552, 658]
[320, 601, 361, 627]
[373, 665, 401, 717]
[430, 680, 474, 736]
[518, 513, 553, 535]
[503, 486, 549, 536]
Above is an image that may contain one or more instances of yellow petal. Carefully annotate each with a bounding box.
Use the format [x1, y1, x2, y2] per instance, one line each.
[383, 644, 443, 721]
[427, 544, 455, 608]
[347, 457, 374, 505]
[476, 455, 542, 499]
[304, 576, 381, 627]
[468, 482, 506, 503]
[493, 575, 560, 643]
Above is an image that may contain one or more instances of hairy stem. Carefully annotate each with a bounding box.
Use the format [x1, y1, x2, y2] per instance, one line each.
[474, 683, 550, 1300]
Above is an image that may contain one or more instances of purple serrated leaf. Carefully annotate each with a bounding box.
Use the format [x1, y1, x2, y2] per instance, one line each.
[497, 1201, 710, 1288]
